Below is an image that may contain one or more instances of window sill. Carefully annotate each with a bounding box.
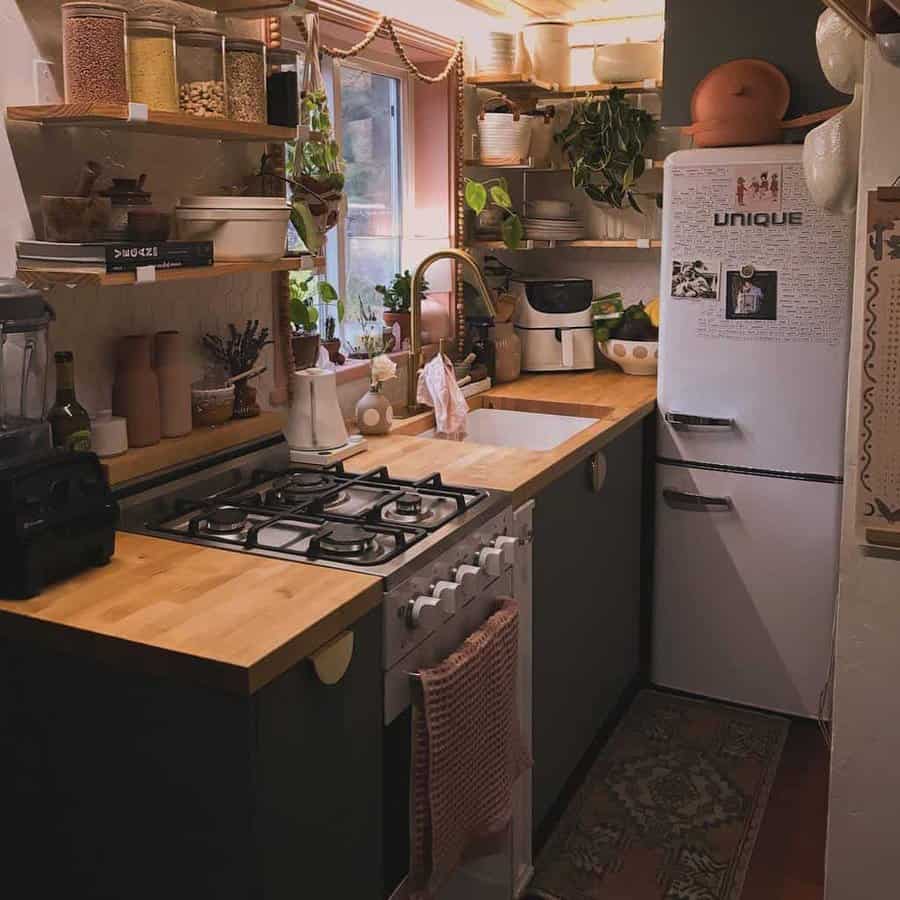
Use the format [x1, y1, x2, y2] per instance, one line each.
[334, 350, 409, 386]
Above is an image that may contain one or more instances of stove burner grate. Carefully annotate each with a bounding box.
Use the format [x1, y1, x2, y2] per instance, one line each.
[316, 523, 377, 556]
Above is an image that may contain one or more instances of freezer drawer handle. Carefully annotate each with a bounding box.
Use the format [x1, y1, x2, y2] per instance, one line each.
[665, 412, 735, 431]
[663, 488, 733, 511]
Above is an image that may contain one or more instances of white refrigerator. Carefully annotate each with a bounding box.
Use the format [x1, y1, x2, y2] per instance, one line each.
[653, 145, 854, 718]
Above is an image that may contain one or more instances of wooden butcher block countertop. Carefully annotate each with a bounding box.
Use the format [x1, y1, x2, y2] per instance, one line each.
[0, 369, 654, 693]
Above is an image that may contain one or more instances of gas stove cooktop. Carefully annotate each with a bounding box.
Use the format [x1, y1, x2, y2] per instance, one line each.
[118, 439, 508, 587]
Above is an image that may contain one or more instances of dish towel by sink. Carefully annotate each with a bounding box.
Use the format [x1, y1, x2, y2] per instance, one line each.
[416, 354, 468, 441]
[409, 597, 531, 900]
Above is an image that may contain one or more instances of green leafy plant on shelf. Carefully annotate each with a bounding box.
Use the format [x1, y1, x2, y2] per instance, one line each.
[464, 176, 524, 250]
[556, 87, 656, 212]
[375, 270, 430, 313]
[289, 270, 344, 334]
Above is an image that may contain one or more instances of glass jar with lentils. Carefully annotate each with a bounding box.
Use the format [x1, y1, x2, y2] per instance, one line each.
[127, 18, 178, 112]
[176, 29, 227, 119]
[225, 39, 267, 123]
[62, 2, 129, 104]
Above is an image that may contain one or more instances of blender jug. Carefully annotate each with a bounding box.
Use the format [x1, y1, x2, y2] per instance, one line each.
[0, 278, 55, 461]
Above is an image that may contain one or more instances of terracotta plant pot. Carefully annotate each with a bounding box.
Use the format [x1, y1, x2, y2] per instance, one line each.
[233, 382, 260, 419]
[113, 334, 161, 448]
[322, 338, 343, 365]
[291, 332, 320, 370]
[383, 311, 411, 346]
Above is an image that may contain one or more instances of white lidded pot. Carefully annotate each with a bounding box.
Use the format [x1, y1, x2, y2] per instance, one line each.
[175, 196, 290, 261]
[284, 366, 349, 452]
[523, 19, 572, 87]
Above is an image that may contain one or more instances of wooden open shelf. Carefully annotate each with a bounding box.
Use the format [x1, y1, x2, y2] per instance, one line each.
[469, 239, 661, 250]
[6, 104, 302, 142]
[464, 159, 665, 171]
[104, 411, 286, 487]
[16, 256, 323, 291]
[465, 74, 663, 98]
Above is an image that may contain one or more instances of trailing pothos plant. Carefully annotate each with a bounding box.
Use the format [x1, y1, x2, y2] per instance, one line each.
[289, 270, 344, 334]
[464, 176, 524, 250]
[555, 87, 656, 212]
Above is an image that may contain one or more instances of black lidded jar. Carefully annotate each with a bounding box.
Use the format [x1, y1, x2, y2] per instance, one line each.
[267, 47, 300, 128]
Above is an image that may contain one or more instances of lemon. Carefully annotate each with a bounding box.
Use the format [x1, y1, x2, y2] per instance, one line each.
[645, 297, 660, 328]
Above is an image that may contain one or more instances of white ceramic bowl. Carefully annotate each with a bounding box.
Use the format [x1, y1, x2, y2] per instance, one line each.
[592, 41, 663, 84]
[599, 339, 658, 375]
[175, 197, 290, 261]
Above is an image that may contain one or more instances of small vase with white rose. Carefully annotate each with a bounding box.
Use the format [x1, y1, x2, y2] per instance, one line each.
[355, 353, 397, 435]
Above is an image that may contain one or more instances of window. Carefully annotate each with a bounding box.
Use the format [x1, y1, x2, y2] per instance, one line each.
[327, 58, 405, 352]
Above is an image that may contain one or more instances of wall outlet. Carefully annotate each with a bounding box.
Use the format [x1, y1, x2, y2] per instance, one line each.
[33, 60, 59, 105]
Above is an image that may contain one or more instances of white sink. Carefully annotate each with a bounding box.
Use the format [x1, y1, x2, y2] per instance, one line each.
[420, 408, 600, 451]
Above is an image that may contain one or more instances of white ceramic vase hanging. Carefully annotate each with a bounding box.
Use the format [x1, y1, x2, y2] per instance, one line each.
[802, 9, 865, 213]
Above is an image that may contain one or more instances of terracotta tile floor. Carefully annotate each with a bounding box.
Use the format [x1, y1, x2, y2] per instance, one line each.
[742, 718, 830, 900]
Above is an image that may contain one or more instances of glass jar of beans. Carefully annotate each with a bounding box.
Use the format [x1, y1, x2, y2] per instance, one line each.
[61, 2, 129, 105]
[127, 18, 178, 112]
[176, 29, 227, 119]
[225, 39, 268, 124]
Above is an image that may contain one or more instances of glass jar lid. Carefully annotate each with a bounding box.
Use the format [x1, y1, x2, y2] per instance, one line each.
[177, 28, 225, 46]
[225, 38, 266, 53]
[62, 2, 127, 18]
[268, 48, 300, 65]
[127, 18, 175, 35]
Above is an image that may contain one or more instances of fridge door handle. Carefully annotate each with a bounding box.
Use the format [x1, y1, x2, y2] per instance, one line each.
[663, 488, 733, 511]
[664, 412, 736, 431]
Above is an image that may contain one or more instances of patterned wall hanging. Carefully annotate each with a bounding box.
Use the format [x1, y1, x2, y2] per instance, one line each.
[858, 186, 900, 548]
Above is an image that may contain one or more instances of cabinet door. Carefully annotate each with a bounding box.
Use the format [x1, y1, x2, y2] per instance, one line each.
[531, 424, 643, 834]
[253, 606, 384, 900]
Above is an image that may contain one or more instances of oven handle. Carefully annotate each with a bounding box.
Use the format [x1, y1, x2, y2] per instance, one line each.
[663, 488, 733, 512]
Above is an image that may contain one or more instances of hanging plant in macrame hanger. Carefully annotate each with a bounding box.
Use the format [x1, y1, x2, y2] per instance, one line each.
[289, 11, 346, 255]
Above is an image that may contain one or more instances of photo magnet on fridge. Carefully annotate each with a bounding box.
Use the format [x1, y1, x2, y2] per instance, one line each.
[670, 258, 720, 299]
[725, 267, 778, 321]
[732, 165, 783, 211]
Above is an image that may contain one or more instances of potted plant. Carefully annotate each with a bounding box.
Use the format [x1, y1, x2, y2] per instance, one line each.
[202, 320, 272, 418]
[556, 87, 656, 213]
[322, 315, 345, 365]
[289, 271, 343, 369]
[464, 176, 523, 249]
[346, 300, 395, 359]
[375, 270, 429, 345]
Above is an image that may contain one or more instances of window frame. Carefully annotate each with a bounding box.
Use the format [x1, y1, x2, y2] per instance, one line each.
[324, 53, 415, 345]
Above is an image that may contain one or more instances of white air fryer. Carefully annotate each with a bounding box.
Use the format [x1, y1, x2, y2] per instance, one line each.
[511, 276, 595, 372]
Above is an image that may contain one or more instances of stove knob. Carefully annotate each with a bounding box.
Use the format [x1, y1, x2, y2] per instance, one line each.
[478, 546, 504, 577]
[431, 581, 460, 614]
[452, 564, 480, 595]
[407, 595, 445, 630]
[493, 535, 517, 567]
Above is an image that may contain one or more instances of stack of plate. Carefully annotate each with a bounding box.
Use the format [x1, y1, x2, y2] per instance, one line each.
[524, 200, 584, 241]
[477, 32, 516, 76]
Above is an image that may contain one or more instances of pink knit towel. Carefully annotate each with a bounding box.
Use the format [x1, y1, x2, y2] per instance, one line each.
[409, 597, 531, 900]
[416, 354, 468, 441]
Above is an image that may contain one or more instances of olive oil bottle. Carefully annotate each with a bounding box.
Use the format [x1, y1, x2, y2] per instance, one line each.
[48, 351, 91, 451]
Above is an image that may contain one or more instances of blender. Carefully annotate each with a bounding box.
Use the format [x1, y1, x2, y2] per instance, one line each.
[0, 278, 55, 462]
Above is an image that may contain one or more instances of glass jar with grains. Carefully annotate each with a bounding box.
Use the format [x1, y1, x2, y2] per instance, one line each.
[127, 18, 178, 112]
[62, 2, 128, 104]
[176, 29, 227, 118]
[225, 39, 267, 123]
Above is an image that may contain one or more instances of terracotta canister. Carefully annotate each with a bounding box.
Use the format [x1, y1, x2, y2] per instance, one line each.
[686, 59, 790, 148]
[489, 321, 522, 383]
[355, 384, 393, 435]
[154, 331, 192, 437]
[113, 334, 161, 447]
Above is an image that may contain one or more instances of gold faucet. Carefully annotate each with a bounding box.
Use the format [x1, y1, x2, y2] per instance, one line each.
[401, 248, 497, 417]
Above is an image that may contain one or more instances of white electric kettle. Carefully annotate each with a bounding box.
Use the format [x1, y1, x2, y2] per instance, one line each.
[284, 366, 350, 454]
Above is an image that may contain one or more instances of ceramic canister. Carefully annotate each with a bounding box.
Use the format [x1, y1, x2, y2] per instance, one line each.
[154, 330, 192, 438]
[113, 334, 161, 448]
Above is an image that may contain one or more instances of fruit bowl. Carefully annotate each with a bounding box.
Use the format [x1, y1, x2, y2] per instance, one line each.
[599, 339, 659, 376]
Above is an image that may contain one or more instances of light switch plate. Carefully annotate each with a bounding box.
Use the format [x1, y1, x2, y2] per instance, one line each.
[33, 60, 58, 105]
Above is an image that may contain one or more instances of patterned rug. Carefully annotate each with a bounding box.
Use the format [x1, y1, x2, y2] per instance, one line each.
[525, 690, 789, 900]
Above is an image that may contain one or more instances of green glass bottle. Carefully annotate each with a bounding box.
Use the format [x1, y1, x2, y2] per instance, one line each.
[48, 351, 92, 451]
